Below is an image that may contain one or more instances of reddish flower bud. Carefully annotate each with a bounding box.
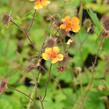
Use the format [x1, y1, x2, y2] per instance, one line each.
[44, 37, 57, 48]
[0, 79, 8, 93]
[104, 0, 109, 4]
[58, 66, 65, 73]
[100, 31, 109, 39]
[2, 14, 11, 25]
[101, 15, 109, 32]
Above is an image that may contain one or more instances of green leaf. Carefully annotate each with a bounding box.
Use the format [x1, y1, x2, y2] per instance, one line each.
[88, 10, 102, 35]
[85, 91, 105, 109]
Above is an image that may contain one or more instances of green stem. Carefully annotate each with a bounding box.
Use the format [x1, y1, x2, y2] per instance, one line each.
[9, 86, 33, 101]
[11, 19, 34, 47]
[79, 0, 83, 26]
[27, 73, 41, 109]
[28, 10, 36, 32]
[41, 63, 52, 102]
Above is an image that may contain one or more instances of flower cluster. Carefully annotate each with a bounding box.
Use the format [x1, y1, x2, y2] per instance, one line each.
[42, 47, 64, 63]
[60, 16, 80, 32]
[33, 1, 80, 64]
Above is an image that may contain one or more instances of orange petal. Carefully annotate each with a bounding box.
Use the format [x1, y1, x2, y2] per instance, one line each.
[51, 58, 58, 63]
[60, 24, 66, 29]
[45, 48, 52, 54]
[42, 0, 50, 6]
[72, 17, 80, 24]
[57, 54, 64, 61]
[62, 16, 70, 22]
[34, 0, 50, 10]
[34, 4, 43, 10]
[72, 24, 80, 33]
[53, 46, 60, 53]
[42, 53, 49, 60]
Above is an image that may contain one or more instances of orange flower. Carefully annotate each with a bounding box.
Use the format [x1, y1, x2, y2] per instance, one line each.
[60, 16, 80, 32]
[42, 46, 64, 63]
[34, 0, 50, 10]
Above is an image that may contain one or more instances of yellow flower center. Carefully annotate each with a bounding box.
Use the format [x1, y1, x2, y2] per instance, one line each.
[48, 50, 57, 59]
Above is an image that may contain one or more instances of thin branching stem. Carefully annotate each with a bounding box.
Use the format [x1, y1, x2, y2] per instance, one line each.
[11, 19, 34, 46]
[9, 86, 33, 101]
[28, 10, 37, 32]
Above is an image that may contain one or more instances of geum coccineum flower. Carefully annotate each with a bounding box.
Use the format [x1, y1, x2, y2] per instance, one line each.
[34, 0, 50, 10]
[60, 16, 80, 32]
[42, 47, 64, 64]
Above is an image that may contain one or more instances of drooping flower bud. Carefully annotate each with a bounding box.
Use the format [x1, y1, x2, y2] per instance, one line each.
[0, 79, 8, 94]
